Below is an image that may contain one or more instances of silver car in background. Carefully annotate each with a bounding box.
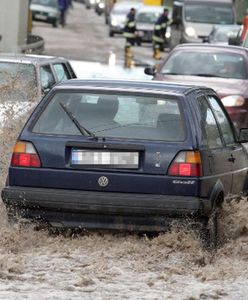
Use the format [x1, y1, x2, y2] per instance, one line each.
[136, 5, 172, 45]
[207, 24, 241, 45]
[108, 1, 142, 37]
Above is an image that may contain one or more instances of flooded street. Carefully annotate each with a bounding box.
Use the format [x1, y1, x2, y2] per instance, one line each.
[0, 117, 248, 299]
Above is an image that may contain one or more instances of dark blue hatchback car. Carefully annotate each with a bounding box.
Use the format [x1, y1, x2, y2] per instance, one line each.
[2, 79, 248, 246]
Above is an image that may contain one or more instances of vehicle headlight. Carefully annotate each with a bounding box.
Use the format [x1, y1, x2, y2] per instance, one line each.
[165, 31, 171, 39]
[90, 0, 95, 4]
[111, 19, 118, 26]
[49, 12, 56, 17]
[221, 95, 245, 107]
[185, 27, 197, 38]
[99, 3, 104, 9]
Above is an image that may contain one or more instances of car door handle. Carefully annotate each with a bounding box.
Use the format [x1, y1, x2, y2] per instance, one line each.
[228, 155, 236, 163]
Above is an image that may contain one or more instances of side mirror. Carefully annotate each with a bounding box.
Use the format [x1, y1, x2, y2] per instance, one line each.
[228, 36, 242, 46]
[203, 36, 209, 43]
[144, 66, 156, 76]
[239, 128, 248, 143]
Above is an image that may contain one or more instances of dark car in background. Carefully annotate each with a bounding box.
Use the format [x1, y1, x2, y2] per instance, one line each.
[145, 44, 248, 131]
[2, 79, 248, 248]
[30, 0, 61, 28]
[95, 0, 105, 15]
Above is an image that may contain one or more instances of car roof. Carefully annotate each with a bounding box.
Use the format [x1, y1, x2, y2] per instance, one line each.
[0, 53, 69, 65]
[54, 78, 213, 96]
[174, 44, 248, 55]
[137, 5, 168, 14]
[184, 0, 233, 3]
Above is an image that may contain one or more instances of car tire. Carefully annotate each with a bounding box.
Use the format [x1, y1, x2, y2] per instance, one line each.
[109, 31, 114, 37]
[202, 203, 221, 251]
[52, 19, 58, 28]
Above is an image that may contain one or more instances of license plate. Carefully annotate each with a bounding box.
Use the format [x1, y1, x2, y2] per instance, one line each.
[71, 150, 139, 169]
[35, 14, 48, 20]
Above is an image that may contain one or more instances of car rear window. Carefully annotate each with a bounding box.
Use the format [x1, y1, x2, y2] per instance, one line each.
[33, 92, 185, 142]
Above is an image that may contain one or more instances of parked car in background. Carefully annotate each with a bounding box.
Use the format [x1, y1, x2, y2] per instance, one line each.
[2, 79, 248, 248]
[136, 5, 172, 46]
[0, 54, 76, 127]
[145, 44, 248, 131]
[108, 1, 142, 37]
[30, 0, 60, 28]
[207, 25, 241, 45]
[85, 0, 96, 9]
[170, 0, 236, 47]
[95, 0, 105, 15]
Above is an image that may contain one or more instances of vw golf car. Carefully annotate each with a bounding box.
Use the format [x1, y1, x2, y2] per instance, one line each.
[2, 79, 248, 247]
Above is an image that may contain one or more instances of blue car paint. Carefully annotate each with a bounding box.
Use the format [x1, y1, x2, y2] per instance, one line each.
[2, 79, 248, 231]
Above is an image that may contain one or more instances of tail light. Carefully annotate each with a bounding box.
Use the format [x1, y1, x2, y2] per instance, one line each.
[168, 151, 202, 177]
[11, 141, 41, 168]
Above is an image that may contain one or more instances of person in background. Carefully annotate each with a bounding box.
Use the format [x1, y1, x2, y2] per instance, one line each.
[241, 9, 248, 42]
[152, 8, 170, 52]
[58, 0, 69, 27]
[123, 8, 137, 46]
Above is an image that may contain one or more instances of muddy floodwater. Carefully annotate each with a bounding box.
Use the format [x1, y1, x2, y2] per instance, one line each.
[0, 111, 248, 300]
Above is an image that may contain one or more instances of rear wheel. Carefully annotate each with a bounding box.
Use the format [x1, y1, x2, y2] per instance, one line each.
[109, 30, 114, 37]
[201, 202, 222, 250]
[52, 19, 58, 28]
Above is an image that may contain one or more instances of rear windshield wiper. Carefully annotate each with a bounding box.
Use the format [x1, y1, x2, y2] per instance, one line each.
[59, 102, 96, 139]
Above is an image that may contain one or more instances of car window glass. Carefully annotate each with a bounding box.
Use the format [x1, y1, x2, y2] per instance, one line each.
[40, 65, 56, 90]
[0, 62, 38, 102]
[33, 92, 185, 141]
[161, 51, 247, 79]
[31, 0, 58, 8]
[53, 64, 71, 82]
[197, 96, 223, 149]
[184, 3, 234, 24]
[208, 95, 235, 145]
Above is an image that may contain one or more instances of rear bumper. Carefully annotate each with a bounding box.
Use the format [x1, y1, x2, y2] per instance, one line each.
[2, 186, 212, 231]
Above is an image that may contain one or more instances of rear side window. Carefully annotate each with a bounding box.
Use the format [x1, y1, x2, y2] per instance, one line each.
[197, 96, 223, 148]
[53, 64, 71, 82]
[33, 92, 185, 141]
[208, 95, 235, 145]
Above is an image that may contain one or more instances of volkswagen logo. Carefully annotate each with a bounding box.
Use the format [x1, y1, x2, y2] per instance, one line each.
[98, 176, 109, 187]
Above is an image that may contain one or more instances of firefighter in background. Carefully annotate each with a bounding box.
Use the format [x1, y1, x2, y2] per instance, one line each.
[152, 8, 170, 55]
[123, 8, 137, 46]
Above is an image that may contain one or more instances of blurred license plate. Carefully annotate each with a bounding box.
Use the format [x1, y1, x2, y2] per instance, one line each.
[35, 14, 48, 20]
[71, 150, 139, 168]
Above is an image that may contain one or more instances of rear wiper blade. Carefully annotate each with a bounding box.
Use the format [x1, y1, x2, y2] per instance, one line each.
[59, 102, 96, 139]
